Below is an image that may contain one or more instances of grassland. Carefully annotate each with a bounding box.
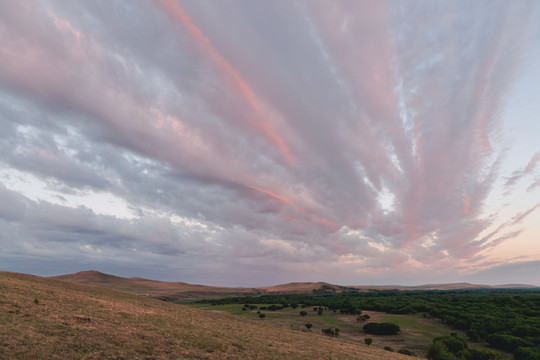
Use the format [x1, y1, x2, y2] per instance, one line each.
[184, 301, 460, 358]
[1, 271, 412, 359]
[186, 301, 518, 358]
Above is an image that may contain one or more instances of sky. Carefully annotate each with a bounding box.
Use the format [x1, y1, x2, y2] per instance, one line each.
[0, 1, 539, 287]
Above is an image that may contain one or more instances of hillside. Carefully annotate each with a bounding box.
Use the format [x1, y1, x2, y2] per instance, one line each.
[0, 271, 410, 359]
[52, 271, 538, 301]
[52, 271, 356, 299]
[52, 270, 262, 300]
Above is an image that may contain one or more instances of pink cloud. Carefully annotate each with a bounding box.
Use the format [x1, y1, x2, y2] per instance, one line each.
[156, 0, 295, 167]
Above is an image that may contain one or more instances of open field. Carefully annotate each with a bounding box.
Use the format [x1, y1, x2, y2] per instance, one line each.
[1, 271, 413, 359]
[184, 301, 462, 358]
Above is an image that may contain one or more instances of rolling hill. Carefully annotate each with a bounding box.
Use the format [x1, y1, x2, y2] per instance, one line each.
[52, 271, 354, 300]
[1, 271, 410, 359]
[52, 270, 538, 301]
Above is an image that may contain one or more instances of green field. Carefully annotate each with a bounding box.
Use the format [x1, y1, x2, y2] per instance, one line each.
[180, 301, 468, 357]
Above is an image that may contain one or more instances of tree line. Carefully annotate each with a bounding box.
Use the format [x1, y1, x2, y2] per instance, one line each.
[197, 289, 540, 359]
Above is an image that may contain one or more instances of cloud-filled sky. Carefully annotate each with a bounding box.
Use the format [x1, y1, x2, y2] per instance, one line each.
[1, 0, 539, 286]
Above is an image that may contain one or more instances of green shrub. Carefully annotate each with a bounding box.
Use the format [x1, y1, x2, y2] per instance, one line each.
[398, 348, 416, 357]
[363, 322, 400, 335]
[364, 338, 372, 345]
[463, 348, 504, 360]
[514, 347, 540, 360]
[427, 341, 459, 360]
[485, 334, 530, 353]
[322, 328, 339, 337]
[427, 334, 469, 360]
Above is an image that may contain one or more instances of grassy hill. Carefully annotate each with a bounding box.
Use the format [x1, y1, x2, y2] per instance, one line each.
[52, 271, 537, 302]
[51, 271, 355, 300]
[0, 271, 411, 359]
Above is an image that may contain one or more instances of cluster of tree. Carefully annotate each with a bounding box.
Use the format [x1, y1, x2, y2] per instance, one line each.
[322, 328, 340, 337]
[427, 333, 504, 360]
[356, 314, 370, 321]
[363, 322, 400, 335]
[313, 306, 324, 315]
[198, 289, 540, 358]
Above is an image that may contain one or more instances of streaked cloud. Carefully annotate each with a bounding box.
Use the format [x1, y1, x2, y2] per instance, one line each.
[0, 0, 539, 286]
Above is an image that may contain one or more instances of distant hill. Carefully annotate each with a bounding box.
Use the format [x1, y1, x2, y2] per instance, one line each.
[361, 282, 539, 291]
[51, 270, 538, 301]
[1, 271, 410, 359]
[52, 270, 262, 300]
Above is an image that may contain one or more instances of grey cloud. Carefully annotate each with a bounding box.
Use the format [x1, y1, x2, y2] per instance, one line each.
[0, 0, 538, 285]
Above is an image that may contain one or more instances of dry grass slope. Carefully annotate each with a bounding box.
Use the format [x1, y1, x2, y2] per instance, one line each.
[1, 271, 411, 359]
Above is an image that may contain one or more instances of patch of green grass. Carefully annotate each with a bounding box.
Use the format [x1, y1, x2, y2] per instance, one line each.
[379, 313, 450, 342]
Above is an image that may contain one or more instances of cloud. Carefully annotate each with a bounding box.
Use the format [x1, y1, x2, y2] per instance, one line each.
[505, 150, 540, 189]
[0, 0, 539, 285]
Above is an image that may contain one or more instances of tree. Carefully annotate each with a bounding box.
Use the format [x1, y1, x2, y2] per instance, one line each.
[299, 311, 308, 316]
[363, 322, 400, 335]
[364, 338, 373, 345]
[427, 334, 468, 360]
[305, 323, 312, 330]
[463, 348, 503, 360]
[259, 313, 266, 319]
[357, 314, 370, 322]
[514, 347, 540, 360]
[485, 334, 530, 353]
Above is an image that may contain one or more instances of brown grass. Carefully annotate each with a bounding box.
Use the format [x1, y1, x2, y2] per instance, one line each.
[1, 271, 412, 359]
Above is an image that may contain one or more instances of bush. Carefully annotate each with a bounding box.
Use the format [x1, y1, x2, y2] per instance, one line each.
[436, 334, 468, 354]
[463, 348, 504, 360]
[384, 346, 394, 352]
[258, 313, 266, 319]
[398, 348, 416, 357]
[322, 328, 340, 337]
[514, 347, 540, 360]
[363, 322, 400, 335]
[485, 334, 530, 353]
[427, 341, 459, 360]
[356, 314, 370, 321]
[364, 338, 372, 345]
[427, 334, 468, 360]
[512, 326, 540, 338]
[299, 311, 308, 316]
[305, 323, 312, 330]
